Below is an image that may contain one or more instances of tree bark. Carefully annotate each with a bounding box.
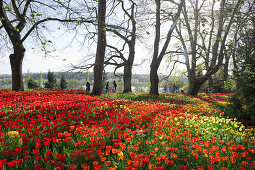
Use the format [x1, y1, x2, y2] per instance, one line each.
[188, 79, 204, 95]
[123, 44, 135, 92]
[223, 55, 230, 82]
[149, 0, 160, 95]
[150, 64, 159, 95]
[187, 71, 195, 95]
[208, 77, 213, 91]
[92, 0, 106, 95]
[123, 10, 136, 93]
[10, 45, 25, 91]
[123, 63, 132, 93]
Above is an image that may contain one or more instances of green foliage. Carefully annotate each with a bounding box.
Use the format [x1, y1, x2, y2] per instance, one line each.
[5, 5, 12, 11]
[67, 79, 82, 90]
[238, 63, 255, 125]
[38, 73, 43, 88]
[223, 79, 232, 92]
[27, 78, 38, 89]
[45, 71, 57, 89]
[228, 22, 255, 126]
[86, 72, 90, 83]
[24, 71, 31, 88]
[60, 74, 68, 89]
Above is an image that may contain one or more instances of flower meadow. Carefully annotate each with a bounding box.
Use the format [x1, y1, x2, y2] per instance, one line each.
[0, 89, 254, 170]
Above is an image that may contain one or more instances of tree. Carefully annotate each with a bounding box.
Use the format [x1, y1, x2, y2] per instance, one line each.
[175, 0, 243, 95]
[149, 0, 184, 95]
[45, 71, 57, 89]
[92, 0, 106, 95]
[105, 0, 137, 93]
[27, 78, 38, 89]
[229, 0, 255, 125]
[86, 72, 90, 83]
[38, 73, 43, 88]
[60, 74, 68, 89]
[24, 71, 31, 89]
[68, 79, 82, 90]
[0, 0, 93, 91]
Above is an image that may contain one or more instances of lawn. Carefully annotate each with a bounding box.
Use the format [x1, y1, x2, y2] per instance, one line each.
[0, 89, 254, 170]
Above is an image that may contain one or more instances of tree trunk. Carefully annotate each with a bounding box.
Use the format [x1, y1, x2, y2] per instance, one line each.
[187, 67, 196, 95]
[10, 45, 25, 91]
[223, 56, 230, 82]
[188, 75, 208, 95]
[188, 80, 204, 95]
[187, 74, 195, 95]
[208, 76, 213, 91]
[149, 0, 160, 95]
[92, 0, 106, 95]
[123, 32, 135, 93]
[123, 64, 132, 93]
[150, 64, 159, 95]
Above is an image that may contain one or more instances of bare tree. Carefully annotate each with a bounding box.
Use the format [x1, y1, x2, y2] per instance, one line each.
[0, 0, 93, 91]
[175, 0, 242, 95]
[149, 0, 184, 95]
[105, 0, 137, 93]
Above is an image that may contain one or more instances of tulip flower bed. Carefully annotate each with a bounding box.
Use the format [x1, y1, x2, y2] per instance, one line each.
[0, 89, 254, 170]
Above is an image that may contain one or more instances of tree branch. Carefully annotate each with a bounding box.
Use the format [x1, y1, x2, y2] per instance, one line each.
[21, 17, 94, 42]
[106, 44, 127, 62]
[157, 0, 184, 66]
[106, 27, 130, 45]
[11, 0, 22, 20]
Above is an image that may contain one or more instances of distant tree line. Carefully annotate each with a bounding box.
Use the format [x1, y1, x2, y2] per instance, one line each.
[1, 71, 188, 93]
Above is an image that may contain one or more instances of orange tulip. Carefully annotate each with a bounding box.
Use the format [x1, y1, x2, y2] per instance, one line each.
[197, 166, 204, 170]
[242, 161, 248, 167]
[148, 164, 154, 169]
[81, 163, 90, 170]
[127, 160, 132, 165]
[70, 165, 77, 170]
[208, 166, 214, 170]
[161, 141, 166, 147]
[105, 161, 110, 166]
[112, 148, 117, 154]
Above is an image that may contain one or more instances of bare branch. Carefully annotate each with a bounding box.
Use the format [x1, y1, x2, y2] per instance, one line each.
[113, 65, 124, 77]
[106, 27, 130, 44]
[22, 17, 95, 42]
[33, 1, 56, 10]
[106, 44, 127, 62]
[11, 0, 22, 20]
[21, 0, 32, 17]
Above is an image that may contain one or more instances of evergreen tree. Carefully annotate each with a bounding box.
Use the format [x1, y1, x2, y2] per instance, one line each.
[45, 71, 57, 89]
[60, 74, 68, 89]
[86, 72, 90, 83]
[27, 78, 38, 89]
[24, 71, 31, 89]
[38, 73, 43, 88]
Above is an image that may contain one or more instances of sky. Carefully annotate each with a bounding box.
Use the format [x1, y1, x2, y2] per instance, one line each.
[0, 20, 181, 76]
[0, 36, 154, 75]
[0, 33, 154, 75]
[0, 0, 185, 76]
